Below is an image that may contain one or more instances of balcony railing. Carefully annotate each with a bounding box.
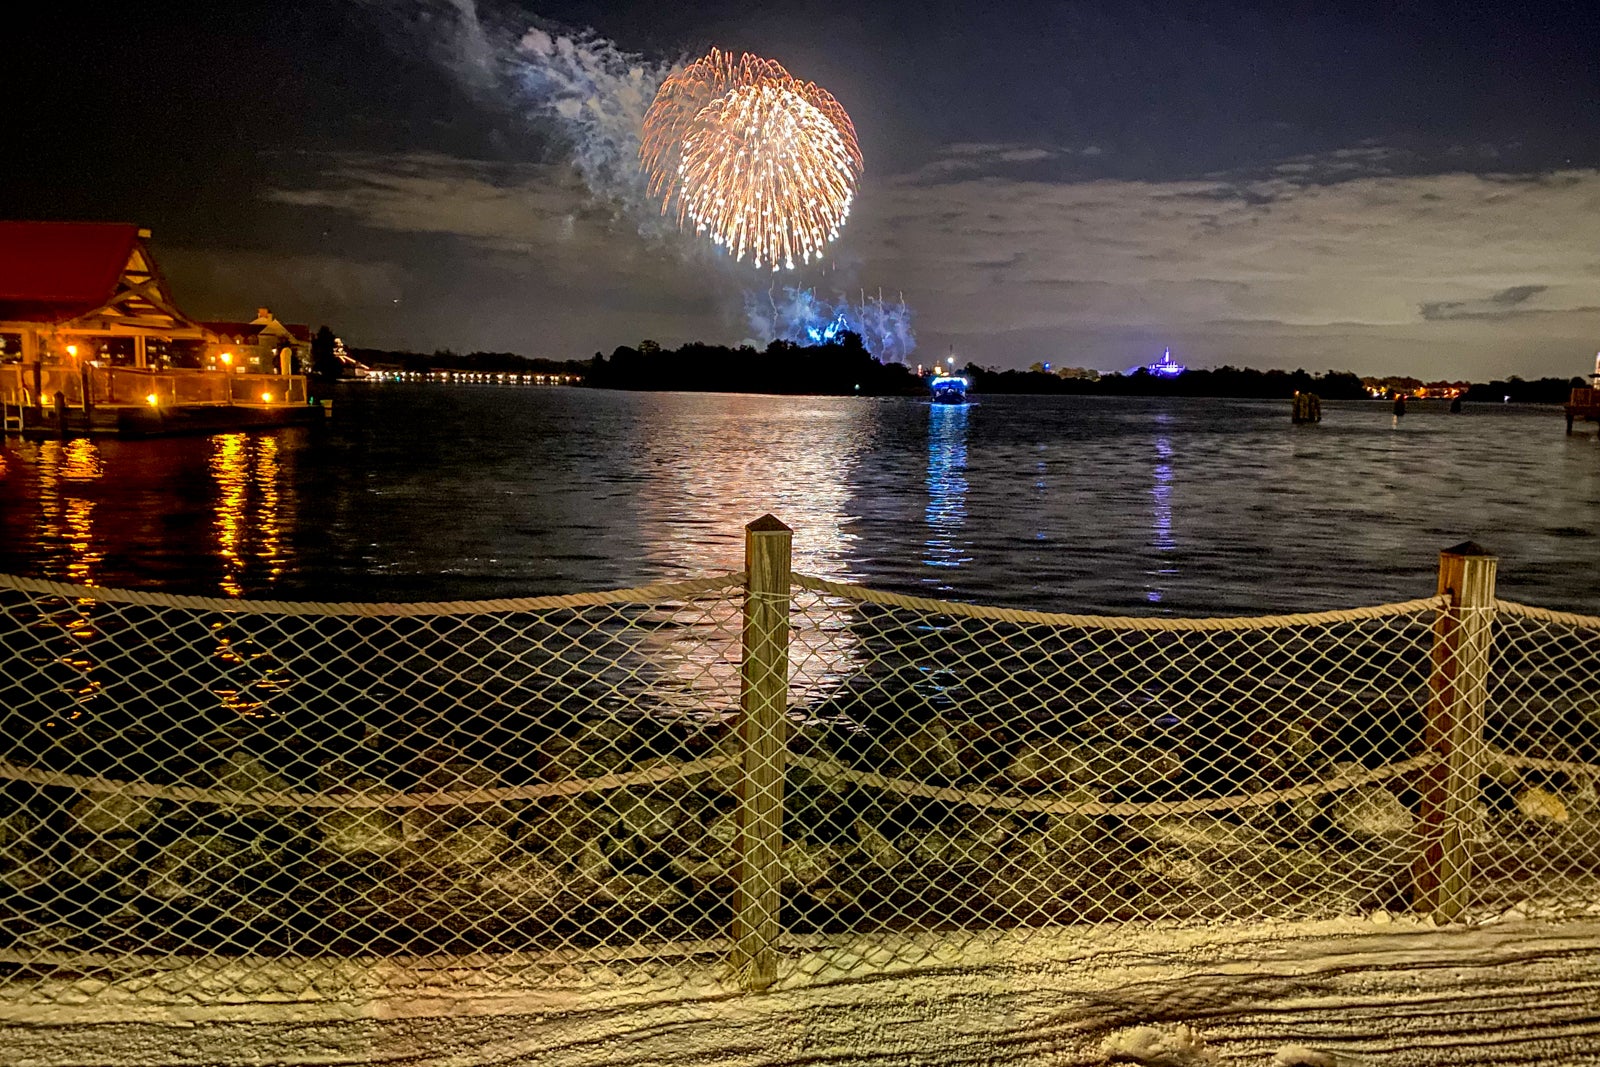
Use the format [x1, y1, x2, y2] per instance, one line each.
[0, 364, 307, 408]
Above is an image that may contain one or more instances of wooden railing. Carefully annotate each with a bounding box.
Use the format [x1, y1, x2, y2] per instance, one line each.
[0, 364, 305, 408]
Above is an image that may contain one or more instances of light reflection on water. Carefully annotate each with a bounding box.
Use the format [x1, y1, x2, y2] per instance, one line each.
[617, 396, 877, 710]
[1, 388, 1597, 753]
[623, 395, 870, 582]
[924, 402, 971, 580]
[1147, 417, 1175, 604]
[33, 438, 105, 586]
[15, 438, 108, 730]
[0, 389, 1596, 614]
[211, 433, 288, 597]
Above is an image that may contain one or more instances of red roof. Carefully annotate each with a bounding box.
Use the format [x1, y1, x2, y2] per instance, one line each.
[0, 221, 141, 324]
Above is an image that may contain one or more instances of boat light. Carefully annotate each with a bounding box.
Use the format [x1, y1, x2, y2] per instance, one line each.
[146, 393, 159, 407]
[261, 392, 273, 403]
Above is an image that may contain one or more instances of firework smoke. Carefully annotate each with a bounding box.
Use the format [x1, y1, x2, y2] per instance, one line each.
[375, 5, 868, 267]
[379, 2, 673, 224]
[746, 288, 916, 363]
[513, 26, 669, 224]
[368, 3, 912, 356]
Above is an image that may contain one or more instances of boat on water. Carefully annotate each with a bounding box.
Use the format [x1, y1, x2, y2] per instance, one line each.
[930, 372, 970, 404]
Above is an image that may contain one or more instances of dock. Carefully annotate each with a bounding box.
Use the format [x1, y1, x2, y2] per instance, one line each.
[1, 364, 323, 438]
[0, 220, 325, 438]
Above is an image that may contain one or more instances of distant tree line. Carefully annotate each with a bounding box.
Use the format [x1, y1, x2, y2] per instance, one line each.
[961, 364, 1372, 399]
[326, 329, 1591, 404]
[347, 346, 589, 377]
[586, 333, 923, 395]
[1462, 376, 1588, 404]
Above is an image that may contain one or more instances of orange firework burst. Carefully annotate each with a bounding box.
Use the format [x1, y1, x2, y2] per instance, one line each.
[640, 49, 862, 270]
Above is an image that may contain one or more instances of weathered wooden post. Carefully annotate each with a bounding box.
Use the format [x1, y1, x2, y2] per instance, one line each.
[732, 514, 791, 990]
[1291, 392, 1322, 424]
[52, 390, 67, 438]
[1413, 541, 1496, 922]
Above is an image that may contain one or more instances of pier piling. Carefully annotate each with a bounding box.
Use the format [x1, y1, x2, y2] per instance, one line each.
[732, 514, 791, 990]
[1414, 542, 1496, 923]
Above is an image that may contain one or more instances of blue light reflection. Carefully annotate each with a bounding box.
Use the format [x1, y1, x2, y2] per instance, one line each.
[1146, 419, 1177, 603]
[924, 402, 972, 575]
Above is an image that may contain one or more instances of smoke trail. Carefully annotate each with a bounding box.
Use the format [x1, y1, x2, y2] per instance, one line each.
[512, 25, 672, 227]
[373, 1, 674, 228]
[370, 2, 921, 349]
[745, 287, 917, 363]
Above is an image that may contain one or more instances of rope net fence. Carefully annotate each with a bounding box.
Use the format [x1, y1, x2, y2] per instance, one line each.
[777, 580, 1448, 975]
[1477, 600, 1600, 918]
[0, 556, 1594, 1010]
[0, 573, 750, 1004]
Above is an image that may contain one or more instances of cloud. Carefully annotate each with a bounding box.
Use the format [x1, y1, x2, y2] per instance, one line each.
[912, 142, 1107, 180]
[1267, 147, 1401, 184]
[259, 151, 738, 352]
[1420, 284, 1549, 321]
[846, 161, 1600, 375]
[265, 152, 597, 257]
[259, 146, 1600, 377]
[355, 2, 670, 223]
[158, 248, 408, 322]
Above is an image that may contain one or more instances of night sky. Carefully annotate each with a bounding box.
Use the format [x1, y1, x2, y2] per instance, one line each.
[11, 0, 1600, 377]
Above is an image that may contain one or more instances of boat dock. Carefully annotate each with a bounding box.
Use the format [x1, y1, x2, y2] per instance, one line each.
[1, 365, 322, 438]
[0, 220, 324, 438]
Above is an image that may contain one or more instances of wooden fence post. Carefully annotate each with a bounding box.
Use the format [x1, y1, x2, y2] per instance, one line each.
[1413, 541, 1497, 922]
[732, 514, 791, 991]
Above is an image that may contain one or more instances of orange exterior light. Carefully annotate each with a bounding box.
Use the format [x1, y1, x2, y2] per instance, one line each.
[261, 392, 273, 403]
[66, 344, 78, 358]
[146, 393, 159, 407]
[219, 352, 233, 366]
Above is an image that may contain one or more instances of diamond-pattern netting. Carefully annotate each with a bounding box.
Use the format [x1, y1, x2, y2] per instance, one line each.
[1, 568, 1596, 1009]
[1475, 603, 1600, 919]
[776, 579, 1520, 975]
[0, 576, 748, 1000]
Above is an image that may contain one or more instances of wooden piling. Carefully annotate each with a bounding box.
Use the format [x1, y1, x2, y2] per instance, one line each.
[1413, 542, 1496, 923]
[732, 514, 791, 990]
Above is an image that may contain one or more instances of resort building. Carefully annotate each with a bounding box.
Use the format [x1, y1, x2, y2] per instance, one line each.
[0, 221, 320, 435]
[200, 309, 312, 375]
[0, 221, 209, 370]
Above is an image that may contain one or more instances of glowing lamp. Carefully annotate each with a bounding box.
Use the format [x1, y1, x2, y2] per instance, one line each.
[145, 394, 159, 407]
[66, 344, 79, 358]
[261, 392, 273, 403]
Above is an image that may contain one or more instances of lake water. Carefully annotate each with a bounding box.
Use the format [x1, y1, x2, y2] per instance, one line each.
[0, 386, 1596, 615]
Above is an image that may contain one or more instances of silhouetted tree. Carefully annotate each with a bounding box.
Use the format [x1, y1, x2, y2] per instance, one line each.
[310, 325, 341, 380]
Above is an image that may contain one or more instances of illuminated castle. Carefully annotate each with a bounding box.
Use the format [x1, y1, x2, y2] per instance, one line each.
[1141, 347, 1186, 378]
